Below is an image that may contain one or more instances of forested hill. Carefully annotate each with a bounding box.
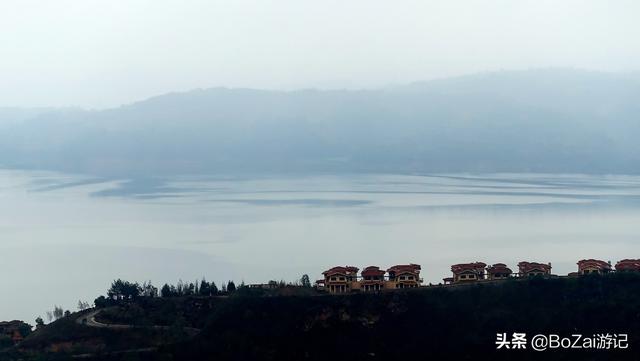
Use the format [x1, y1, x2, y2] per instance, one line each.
[7, 273, 640, 360]
[1, 69, 639, 176]
[171, 274, 640, 361]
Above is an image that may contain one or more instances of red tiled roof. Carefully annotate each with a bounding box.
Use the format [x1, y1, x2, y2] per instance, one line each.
[451, 262, 486, 274]
[387, 264, 421, 275]
[487, 263, 512, 274]
[518, 261, 551, 273]
[322, 266, 359, 276]
[615, 259, 640, 271]
[361, 266, 385, 277]
[577, 259, 611, 271]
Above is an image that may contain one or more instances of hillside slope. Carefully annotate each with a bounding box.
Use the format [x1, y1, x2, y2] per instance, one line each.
[171, 274, 640, 360]
[5, 274, 640, 360]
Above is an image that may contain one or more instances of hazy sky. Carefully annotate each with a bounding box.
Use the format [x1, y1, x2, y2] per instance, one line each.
[1, 0, 638, 108]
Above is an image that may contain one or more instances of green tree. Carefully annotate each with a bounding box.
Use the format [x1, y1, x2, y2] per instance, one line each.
[77, 300, 91, 310]
[108, 279, 140, 300]
[94, 295, 109, 308]
[17, 322, 33, 338]
[227, 281, 236, 292]
[161, 283, 173, 297]
[141, 281, 158, 297]
[53, 306, 64, 320]
[301, 274, 311, 287]
[35, 317, 44, 328]
[182, 282, 195, 296]
[199, 279, 211, 296]
[176, 280, 185, 296]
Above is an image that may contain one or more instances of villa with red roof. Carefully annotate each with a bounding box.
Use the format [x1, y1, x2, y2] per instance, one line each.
[445, 262, 486, 284]
[386, 264, 422, 289]
[486, 263, 513, 280]
[517, 261, 552, 277]
[318, 263, 422, 293]
[315, 257, 640, 294]
[320, 266, 359, 294]
[361, 266, 386, 292]
[615, 259, 640, 272]
[577, 259, 611, 275]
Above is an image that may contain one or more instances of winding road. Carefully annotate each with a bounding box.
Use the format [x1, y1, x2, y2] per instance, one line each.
[70, 309, 200, 359]
[76, 309, 201, 334]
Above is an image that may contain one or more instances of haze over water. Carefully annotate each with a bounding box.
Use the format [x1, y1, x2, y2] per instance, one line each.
[1, 169, 640, 322]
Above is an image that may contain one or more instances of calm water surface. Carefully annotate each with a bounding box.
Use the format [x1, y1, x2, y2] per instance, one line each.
[1, 169, 640, 321]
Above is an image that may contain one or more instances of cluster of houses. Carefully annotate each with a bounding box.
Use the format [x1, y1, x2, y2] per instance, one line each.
[0, 321, 26, 345]
[316, 259, 640, 294]
[316, 264, 423, 293]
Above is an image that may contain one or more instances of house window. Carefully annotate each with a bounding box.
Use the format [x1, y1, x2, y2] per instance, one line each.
[330, 277, 337, 281]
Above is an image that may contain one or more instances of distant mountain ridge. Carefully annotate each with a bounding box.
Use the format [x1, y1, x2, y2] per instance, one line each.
[1, 69, 639, 176]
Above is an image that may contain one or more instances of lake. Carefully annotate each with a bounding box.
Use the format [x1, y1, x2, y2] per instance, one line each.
[1, 169, 640, 322]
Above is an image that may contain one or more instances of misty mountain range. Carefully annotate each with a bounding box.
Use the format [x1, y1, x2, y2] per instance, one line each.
[1, 69, 639, 176]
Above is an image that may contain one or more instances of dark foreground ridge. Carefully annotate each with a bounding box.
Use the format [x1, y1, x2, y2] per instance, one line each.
[3, 273, 640, 361]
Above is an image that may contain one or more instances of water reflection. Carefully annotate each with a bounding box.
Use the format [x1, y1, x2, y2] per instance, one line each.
[1, 170, 640, 322]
